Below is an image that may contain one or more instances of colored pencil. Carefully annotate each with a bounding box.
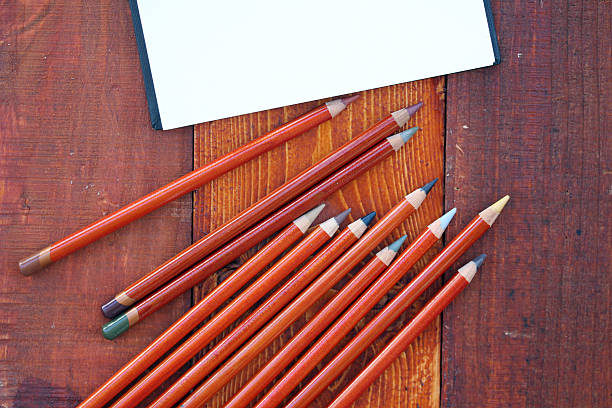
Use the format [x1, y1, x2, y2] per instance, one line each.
[19, 97, 358, 276]
[287, 196, 510, 408]
[329, 255, 486, 408]
[223, 235, 408, 408]
[101, 203, 324, 340]
[258, 209, 457, 408]
[176, 181, 436, 408]
[105, 127, 422, 335]
[78, 206, 324, 408]
[108, 210, 350, 408]
[101, 102, 422, 317]
[148, 213, 376, 408]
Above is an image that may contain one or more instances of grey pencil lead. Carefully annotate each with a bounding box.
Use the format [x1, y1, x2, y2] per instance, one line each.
[334, 208, 352, 225]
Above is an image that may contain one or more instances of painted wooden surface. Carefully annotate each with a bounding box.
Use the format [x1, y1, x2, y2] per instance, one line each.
[194, 82, 446, 407]
[442, 1, 611, 407]
[0, 1, 192, 407]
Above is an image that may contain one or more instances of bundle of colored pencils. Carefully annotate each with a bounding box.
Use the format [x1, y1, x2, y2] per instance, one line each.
[26, 93, 510, 407]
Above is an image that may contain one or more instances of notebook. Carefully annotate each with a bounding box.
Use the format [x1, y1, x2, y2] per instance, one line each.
[130, 0, 500, 130]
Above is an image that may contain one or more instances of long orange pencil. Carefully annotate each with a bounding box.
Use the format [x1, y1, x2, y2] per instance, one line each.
[256, 208, 457, 408]
[101, 102, 421, 317]
[108, 210, 350, 408]
[77, 205, 324, 408]
[329, 255, 486, 408]
[19, 97, 358, 276]
[286, 196, 510, 408]
[105, 127, 422, 334]
[148, 213, 375, 408]
[177, 181, 437, 408]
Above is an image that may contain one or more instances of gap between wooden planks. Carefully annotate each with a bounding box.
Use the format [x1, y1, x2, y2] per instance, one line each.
[193, 79, 445, 408]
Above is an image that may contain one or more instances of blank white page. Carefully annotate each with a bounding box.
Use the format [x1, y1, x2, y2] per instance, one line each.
[134, 0, 498, 129]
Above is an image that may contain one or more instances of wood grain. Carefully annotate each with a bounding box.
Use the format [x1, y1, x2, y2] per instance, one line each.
[193, 81, 445, 407]
[0, 1, 192, 406]
[442, 1, 611, 407]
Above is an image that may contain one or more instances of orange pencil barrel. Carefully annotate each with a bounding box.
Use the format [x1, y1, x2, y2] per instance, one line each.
[107, 127, 422, 332]
[178, 181, 436, 408]
[226, 237, 408, 408]
[148, 213, 375, 408]
[20, 99, 350, 276]
[329, 256, 485, 408]
[108, 211, 347, 408]
[287, 197, 509, 408]
[100, 102, 421, 317]
[78, 205, 324, 408]
[258, 209, 457, 408]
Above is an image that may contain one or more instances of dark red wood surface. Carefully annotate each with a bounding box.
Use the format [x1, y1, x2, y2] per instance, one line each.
[442, 1, 611, 407]
[0, 2, 192, 407]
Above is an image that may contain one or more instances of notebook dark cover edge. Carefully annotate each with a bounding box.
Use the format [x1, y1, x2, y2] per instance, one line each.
[483, 0, 501, 65]
[129, 0, 163, 130]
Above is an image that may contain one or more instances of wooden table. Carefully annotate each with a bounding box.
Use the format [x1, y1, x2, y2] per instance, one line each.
[1, 1, 609, 407]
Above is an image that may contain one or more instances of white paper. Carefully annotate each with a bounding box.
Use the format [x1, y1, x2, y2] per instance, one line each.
[137, 0, 496, 129]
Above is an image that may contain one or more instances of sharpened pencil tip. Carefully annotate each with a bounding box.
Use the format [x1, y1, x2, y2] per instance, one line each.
[400, 127, 419, 143]
[490, 195, 510, 214]
[473, 254, 487, 268]
[405, 101, 424, 117]
[438, 208, 457, 231]
[341, 95, 360, 106]
[388, 235, 408, 252]
[334, 208, 352, 225]
[421, 178, 438, 194]
[360, 212, 376, 226]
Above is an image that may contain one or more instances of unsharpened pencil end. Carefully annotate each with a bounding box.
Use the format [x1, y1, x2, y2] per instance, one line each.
[102, 314, 130, 340]
[101, 298, 129, 319]
[388, 235, 408, 253]
[421, 178, 439, 194]
[405, 101, 424, 117]
[361, 212, 376, 226]
[473, 254, 487, 268]
[18, 246, 52, 276]
[334, 208, 352, 225]
[294, 204, 326, 233]
[490, 195, 510, 214]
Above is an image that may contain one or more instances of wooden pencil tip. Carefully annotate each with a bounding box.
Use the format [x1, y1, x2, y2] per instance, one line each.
[294, 204, 326, 233]
[341, 94, 360, 106]
[458, 254, 485, 283]
[490, 195, 510, 214]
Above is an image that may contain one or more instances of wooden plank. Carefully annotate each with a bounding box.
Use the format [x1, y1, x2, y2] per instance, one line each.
[442, 1, 611, 407]
[0, 1, 193, 406]
[194, 80, 445, 407]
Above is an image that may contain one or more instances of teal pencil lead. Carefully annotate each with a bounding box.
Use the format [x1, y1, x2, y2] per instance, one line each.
[388, 235, 408, 253]
[421, 178, 438, 194]
[400, 127, 419, 143]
